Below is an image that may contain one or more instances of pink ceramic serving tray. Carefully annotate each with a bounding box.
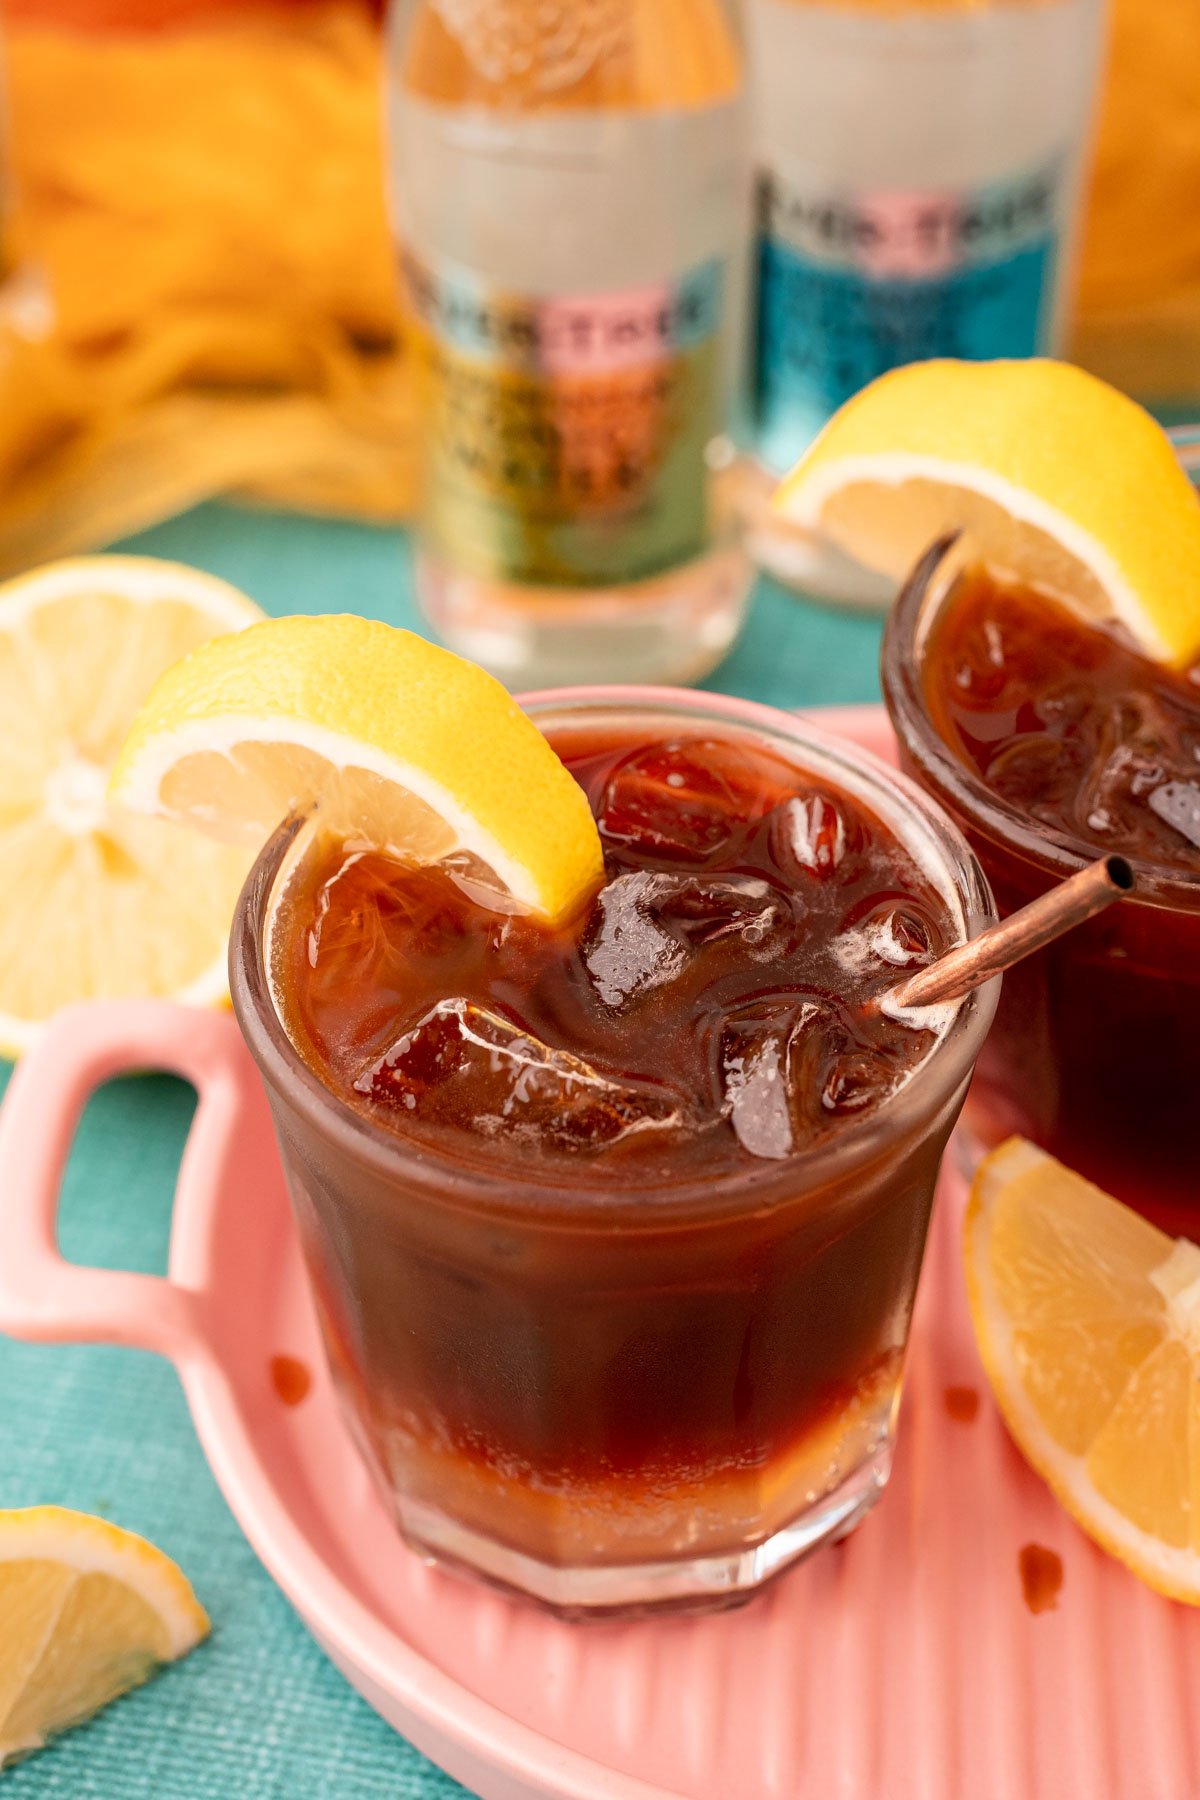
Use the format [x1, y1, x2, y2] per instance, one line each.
[1, 706, 1198, 1800]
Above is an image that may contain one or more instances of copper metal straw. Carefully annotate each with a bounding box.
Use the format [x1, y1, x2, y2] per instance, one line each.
[889, 855, 1136, 1010]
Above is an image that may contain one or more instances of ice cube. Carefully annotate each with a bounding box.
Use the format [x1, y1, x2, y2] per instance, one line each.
[723, 1027, 793, 1160]
[596, 738, 791, 861]
[819, 1049, 895, 1117]
[867, 905, 936, 967]
[1077, 695, 1182, 834]
[439, 848, 529, 916]
[835, 901, 937, 979]
[852, 900, 935, 972]
[794, 1018, 904, 1126]
[583, 871, 789, 1007]
[582, 873, 688, 1008]
[720, 997, 822, 1160]
[950, 615, 1010, 704]
[720, 996, 908, 1156]
[986, 734, 1068, 798]
[303, 848, 388, 975]
[650, 872, 789, 950]
[355, 998, 685, 1150]
[772, 791, 852, 879]
[1149, 780, 1200, 850]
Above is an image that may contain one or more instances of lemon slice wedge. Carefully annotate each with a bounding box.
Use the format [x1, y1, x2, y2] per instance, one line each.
[966, 1136, 1200, 1604]
[111, 613, 605, 923]
[0, 1507, 209, 1768]
[0, 555, 263, 1056]
[774, 359, 1200, 668]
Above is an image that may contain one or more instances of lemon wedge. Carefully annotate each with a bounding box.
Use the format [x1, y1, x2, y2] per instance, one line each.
[774, 359, 1200, 668]
[966, 1136, 1200, 1604]
[111, 613, 605, 923]
[0, 1507, 209, 1768]
[0, 555, 263, 1056]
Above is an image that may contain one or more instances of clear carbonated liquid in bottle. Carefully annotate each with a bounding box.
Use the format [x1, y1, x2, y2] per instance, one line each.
[387, 1, 753, 687]
[747, 0, 1106, 471]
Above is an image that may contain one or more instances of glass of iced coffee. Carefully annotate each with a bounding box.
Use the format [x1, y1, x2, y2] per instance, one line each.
[231, 687, 997, 1612]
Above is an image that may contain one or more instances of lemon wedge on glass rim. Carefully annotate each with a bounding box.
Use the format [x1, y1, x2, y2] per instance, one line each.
[0, 1507, 209, 1768]
[966, 1137, 1200, 1605]
[111, 612, 605, 924]
[0, 555, 263, 1057]
[774, 358, 1200, 669]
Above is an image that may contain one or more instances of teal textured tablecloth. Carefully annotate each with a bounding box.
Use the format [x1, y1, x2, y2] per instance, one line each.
[0, 505, 884, 1799]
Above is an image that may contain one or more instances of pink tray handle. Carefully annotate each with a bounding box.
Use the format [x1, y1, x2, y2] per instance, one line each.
[0, 999, 249, 1363]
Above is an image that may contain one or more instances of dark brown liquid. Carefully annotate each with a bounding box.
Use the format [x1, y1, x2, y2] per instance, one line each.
[923, 572, 1200, 871]
[279, 728, 954, 1176]
[1019, 1542, 1063, 1615]
[916, 573, 1200, 1231]
[265, 725, 964, 1570]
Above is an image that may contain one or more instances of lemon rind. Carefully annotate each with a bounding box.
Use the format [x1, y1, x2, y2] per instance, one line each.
[111, 711, 567, 917]
[965, 1140, 1200, 1605]
[0, 556, 262, 634]
[0, 952, 229, 1060]
[779, 452, 1174, 664]
[0, 1508, 210, 1657]
[0, 558, 262, 1053]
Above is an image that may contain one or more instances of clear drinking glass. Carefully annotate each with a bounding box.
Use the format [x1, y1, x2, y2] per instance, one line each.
[230, 688, 997, 1613]
[882, 537, 1200, 1234]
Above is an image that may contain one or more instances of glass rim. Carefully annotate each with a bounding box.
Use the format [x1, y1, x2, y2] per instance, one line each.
[229, 684, 999, 1223]
[881, 536, 1200, 911]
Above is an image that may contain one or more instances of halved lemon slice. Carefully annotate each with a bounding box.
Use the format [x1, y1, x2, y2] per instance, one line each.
[0, 1507, 209, 1767]
[774, 359, 1200, 667]
[111, 613, 605, 923]
[0, 555, 263, 1056]
[966, 1136, 1200, 1603]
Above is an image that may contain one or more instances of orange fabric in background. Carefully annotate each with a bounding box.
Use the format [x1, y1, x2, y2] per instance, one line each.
[8, 5, 396, 351]
[0, 0, 414, 576]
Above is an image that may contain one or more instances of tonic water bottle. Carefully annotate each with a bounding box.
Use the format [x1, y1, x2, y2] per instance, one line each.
[747, 0, 1106, 473]
[387, 0, 752, 686]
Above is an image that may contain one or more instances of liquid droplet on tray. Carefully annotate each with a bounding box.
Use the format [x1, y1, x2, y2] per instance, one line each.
[270, 1354, 312, 1407]
[944, 1384, 979, 1423]
[1019, 1542, 1063, 1614]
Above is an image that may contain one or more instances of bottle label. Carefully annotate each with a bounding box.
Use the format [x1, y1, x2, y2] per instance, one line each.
[403, 251, 725, 588]
[754, 161, 1063, 470]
